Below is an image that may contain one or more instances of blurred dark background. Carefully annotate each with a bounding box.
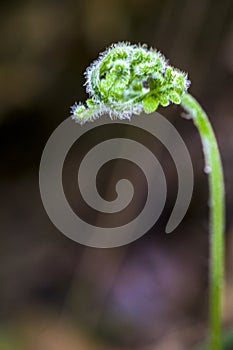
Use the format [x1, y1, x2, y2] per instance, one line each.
[0, 1, 232, 349]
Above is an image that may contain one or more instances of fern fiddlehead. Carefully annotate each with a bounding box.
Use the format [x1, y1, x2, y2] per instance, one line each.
[71, 43, 189, 123]
[71, 42, 225, 350]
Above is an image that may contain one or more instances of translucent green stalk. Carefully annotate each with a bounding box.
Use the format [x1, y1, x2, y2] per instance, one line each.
[195, 327, 233, 350]
[182, 93, 225, 350]
[71, 42, 225, 349]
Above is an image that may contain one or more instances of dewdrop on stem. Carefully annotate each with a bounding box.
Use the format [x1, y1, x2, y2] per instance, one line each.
[204, 165, 212, 174]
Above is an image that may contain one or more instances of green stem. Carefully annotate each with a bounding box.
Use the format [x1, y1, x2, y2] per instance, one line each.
[194, 327, 233, 350]
[181, 93, 225, 350]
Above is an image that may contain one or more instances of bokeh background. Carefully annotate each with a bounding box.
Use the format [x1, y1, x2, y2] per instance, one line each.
[0, 0, 232, 349]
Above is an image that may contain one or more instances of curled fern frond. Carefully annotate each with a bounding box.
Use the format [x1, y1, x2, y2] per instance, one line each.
[70, 41, 225, 350]
[71, 42, 190, 123]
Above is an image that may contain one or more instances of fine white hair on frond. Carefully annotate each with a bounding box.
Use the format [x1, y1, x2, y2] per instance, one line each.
[70, 102, 84, 119]
[71, 42, 191, 124]
[71, 98, 143, 125]
[72, 103, 109, 125]
[107, 102, 143, 121]
[84, 42, 148, 97]
[84, 59, 100, 96]
[184, 75, 191, 90]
